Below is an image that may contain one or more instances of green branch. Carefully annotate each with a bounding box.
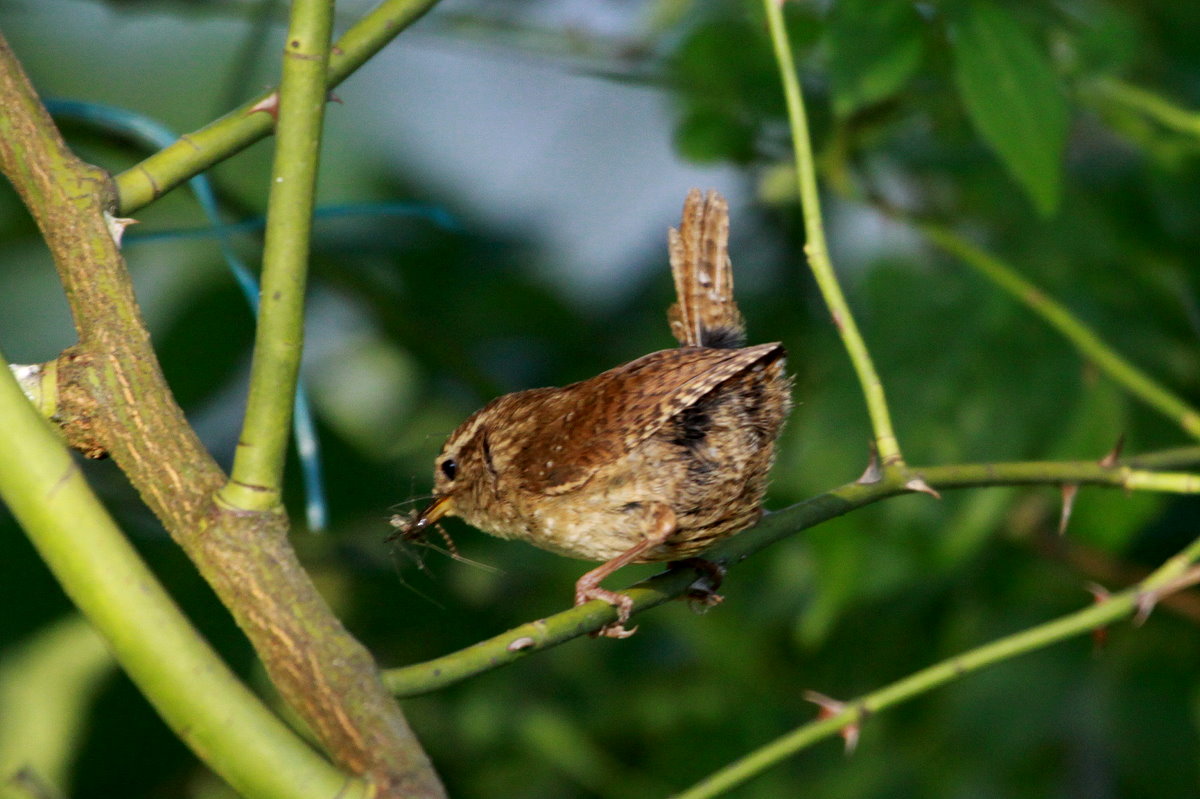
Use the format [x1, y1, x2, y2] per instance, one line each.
[1092, 78, 1200, 139]
[220, 0, 334, 511]
[1127, 445, 1200, 469]
[671, 532, 1200, 799]
[919, 221, 1200, 441]
[383, 448, 1200, 696]
[761, 0, 905, 467]
[0, 348, 364, 799]
[114, 0, 440, 214]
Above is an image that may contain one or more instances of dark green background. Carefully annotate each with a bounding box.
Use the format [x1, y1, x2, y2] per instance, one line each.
[1, 0, 1199, 796]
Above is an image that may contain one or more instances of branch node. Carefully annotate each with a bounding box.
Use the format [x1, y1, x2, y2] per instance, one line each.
[53, 349, 108, 459]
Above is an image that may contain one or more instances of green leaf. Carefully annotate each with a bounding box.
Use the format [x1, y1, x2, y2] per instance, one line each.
[672, 20, 781, 118]
[827, 0, 925, 117]
[949, 0, 1069, 216]
[673, 106, 756, 164]
[1071, 4, 1142, 75]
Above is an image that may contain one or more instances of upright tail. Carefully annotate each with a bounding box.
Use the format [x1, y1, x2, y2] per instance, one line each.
[667, 189, 747, 349]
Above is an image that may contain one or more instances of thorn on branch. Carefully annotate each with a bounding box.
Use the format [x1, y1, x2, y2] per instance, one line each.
[103, 212, 138, 247]
[1086, 583, 1110, 651]
[247, 90, 343, 120]
[506, 636, 535, 652]
[857, 441, 882, 485]
[1059, 484, 1079, 536]
[1134, 592, 1156, 627]
[1099, 434, 1126, 468]
[803, 690, 862, 754]
[247, 92, 280, 119]
[904, 475, 941, 499]
[1135, 565, 1200, 627]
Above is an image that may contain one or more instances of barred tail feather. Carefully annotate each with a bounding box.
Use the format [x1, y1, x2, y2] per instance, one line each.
[667, 189, 747, 349]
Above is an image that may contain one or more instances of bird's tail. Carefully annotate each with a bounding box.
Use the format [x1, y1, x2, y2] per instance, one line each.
[667, 188, 746, 349]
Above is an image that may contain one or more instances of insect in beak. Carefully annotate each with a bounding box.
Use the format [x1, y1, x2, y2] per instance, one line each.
[386, 495, 453, 543]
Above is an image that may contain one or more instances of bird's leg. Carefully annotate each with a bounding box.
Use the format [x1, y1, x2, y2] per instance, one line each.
[574, 503, 676, 638]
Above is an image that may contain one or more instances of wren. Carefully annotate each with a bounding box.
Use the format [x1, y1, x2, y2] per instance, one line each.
[393, 189, 792, 637]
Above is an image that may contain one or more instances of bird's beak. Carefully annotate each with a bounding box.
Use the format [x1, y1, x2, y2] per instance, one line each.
[387, 495, 453, 543]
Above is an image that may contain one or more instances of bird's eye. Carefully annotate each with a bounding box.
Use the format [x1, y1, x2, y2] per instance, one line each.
[440, 458, 458, 481]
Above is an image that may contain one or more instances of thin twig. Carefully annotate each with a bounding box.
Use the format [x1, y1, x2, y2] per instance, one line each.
[761, 0, 905, 467]
[383, 450, 1200, 696]
[220, 0, 335, 510]
[918, 221, 1200, 441]
[1091, 78, 1200, 139]
[670, 531, 1200, 798]
[115, 0, 441, 213]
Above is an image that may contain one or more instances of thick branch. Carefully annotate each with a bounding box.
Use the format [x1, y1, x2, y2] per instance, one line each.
[0, 347, 364, 799]
[0, 33, 443, 799]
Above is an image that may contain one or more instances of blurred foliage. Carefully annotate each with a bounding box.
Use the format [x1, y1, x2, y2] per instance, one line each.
[1, 0, 1200, 797]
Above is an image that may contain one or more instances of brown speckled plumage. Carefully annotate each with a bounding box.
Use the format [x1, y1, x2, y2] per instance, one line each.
[396, 189, 792, 636]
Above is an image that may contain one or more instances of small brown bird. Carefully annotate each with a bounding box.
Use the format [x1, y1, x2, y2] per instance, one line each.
[394, 189, 792, 636]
